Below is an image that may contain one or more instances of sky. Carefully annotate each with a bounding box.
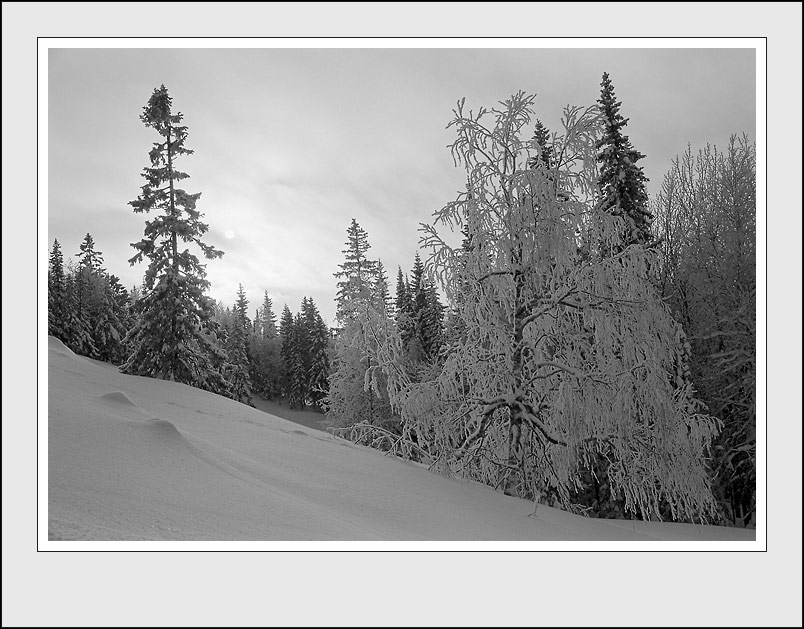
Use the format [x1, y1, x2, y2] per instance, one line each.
[47, 45, 756, 326]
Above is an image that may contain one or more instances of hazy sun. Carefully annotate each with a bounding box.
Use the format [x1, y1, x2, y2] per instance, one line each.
[224, 229, 235, 239]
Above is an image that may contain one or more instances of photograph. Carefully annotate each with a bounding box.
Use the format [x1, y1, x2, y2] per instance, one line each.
[44, 45, 758, 544]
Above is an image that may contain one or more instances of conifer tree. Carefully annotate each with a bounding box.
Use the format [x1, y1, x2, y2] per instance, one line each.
[333, 218, 378, 323]
[248, 292, 282, 399]
[375, 260, 392, 316]
[121, 85, 226, 393]
[302, 297, 331, 409]
[423, 282, 445, 359]
[222, 284, 254, 405]
[77, 233, 105, 274]
[91, 275, 128, 364]
[408, 254, 429, 361]
[234, 284, 250, 329]
[287, 311, 309, 409]
[279, 304, 295, 398]
[326, 221, 396, 431]
[260, 291, 278, 338]
[395, 266, 414, 349]
[48, 239, 68, 341]
[59, 260, 94, 355]
[103, 275, 132, 364]
[253, 308, 262, 338]
[70, 234, 129, 363]
[529, 120, 554, 169]
[596, 72, 653, 248]
[404, 253, 445, 362]
[64, 235, 102, 357]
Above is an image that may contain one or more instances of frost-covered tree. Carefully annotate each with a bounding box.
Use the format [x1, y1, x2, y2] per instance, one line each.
[121, 85, 227, 393]
[596, 73, 653, 248]
[401, 92, 720, 521]
[325, 222, 397, 431]
[333, 218, 379, 324]
[653, 135, 756, 526]
[323, 325, 397, 433]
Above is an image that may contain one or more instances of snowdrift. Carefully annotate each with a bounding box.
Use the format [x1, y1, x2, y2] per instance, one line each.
[46, 336, 755, 542]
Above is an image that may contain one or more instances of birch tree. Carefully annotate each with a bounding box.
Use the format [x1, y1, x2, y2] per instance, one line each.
[403, 92, 720, 521]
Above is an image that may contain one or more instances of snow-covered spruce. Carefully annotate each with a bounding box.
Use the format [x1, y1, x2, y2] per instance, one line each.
[121, 85, 228, 395]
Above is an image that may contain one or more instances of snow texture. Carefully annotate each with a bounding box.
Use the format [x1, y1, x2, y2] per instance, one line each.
[47, 336, 754, 542]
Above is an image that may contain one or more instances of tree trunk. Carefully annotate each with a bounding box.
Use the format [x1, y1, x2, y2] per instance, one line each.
[504, 408, 525, 496]
[166, 126, 179, 380]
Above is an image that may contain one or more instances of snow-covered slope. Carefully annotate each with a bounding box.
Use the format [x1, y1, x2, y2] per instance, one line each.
[46, 336, 754, 543]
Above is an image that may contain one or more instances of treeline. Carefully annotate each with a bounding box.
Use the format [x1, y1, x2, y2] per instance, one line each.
[48, 234, 133, 364]
[208, 286, 331, 409]
[48, 240, 332, 410]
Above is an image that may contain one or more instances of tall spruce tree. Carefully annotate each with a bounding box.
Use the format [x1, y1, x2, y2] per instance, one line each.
[121, 85, 226, 393]
[596, 72, 653, 248]
[333, 218, 378, 323]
